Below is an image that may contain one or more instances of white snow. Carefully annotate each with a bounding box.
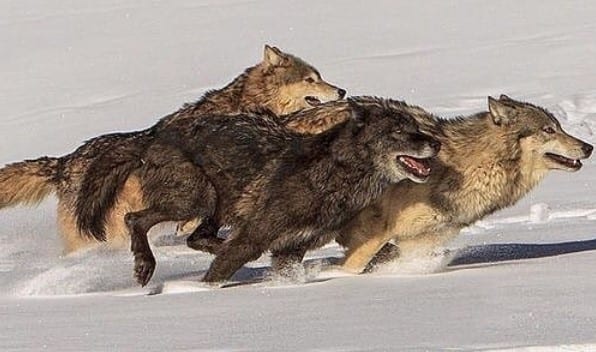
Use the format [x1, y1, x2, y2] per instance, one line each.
[529, 203, 551, 224]
[1, 0, 596, 350]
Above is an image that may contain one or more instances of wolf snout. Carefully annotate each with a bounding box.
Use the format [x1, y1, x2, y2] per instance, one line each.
[337, 88, 347, 99]
[582, 142, 593, 158]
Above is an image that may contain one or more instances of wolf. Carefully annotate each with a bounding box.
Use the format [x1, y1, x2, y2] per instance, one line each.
[0, 45, 345, 253]
[179, 97, 436, 253]
[77, 97, 440, 285]
[334, 95, 593, 273]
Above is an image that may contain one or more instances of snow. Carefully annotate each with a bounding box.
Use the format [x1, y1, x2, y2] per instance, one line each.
[1, 0, 596, 350]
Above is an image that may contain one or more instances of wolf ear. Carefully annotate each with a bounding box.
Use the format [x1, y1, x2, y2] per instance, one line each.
[264, 45, 287, 67]
[488, 96, 517, 126]
[499, 94, 514, 101]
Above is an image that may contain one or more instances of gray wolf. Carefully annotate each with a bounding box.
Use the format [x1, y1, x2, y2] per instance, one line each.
[335, 95, 593, 273]
[0, 45, 345, 252]
[78, 97, 440, 285]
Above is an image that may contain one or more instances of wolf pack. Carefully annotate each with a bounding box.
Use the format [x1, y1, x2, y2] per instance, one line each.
[0, 45, 592, 287]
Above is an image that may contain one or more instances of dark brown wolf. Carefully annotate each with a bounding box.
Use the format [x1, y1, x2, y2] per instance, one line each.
[335, 95, 594, 273]
[78, 97, 440, 285]
[0, 45, 345, 252]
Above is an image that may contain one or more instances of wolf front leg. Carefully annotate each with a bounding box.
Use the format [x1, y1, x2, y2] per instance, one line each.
[395, 228, 461, 263]
[364, 242, 400, 272]
[270, 245, 308, 276]
[335, 200, 394, 273]
[202, 229, 267, 283]
[341, 235, 391, 274]
[354, 228, 461, 273]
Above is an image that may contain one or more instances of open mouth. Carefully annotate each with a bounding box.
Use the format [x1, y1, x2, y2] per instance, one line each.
[545, 152, 582, 170]
[305, 96, 322, 107]
[396, 155, 432, 180]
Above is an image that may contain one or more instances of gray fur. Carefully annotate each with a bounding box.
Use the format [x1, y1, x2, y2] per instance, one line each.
[117, 97, 440, 285]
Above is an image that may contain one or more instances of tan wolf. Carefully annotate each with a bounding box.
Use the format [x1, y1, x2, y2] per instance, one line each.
[336, 95, 593, 273]
[0, 45, 345, 253]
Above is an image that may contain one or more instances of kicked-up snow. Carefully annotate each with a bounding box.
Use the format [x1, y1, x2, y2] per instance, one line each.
[1, 0, 596, 350]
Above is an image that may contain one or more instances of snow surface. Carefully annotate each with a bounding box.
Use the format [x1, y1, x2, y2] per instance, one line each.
[2, 0, 596, 350]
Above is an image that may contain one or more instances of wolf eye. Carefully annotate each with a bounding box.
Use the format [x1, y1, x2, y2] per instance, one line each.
[543, 126, 556, 134]
[305, 77, 315, 83]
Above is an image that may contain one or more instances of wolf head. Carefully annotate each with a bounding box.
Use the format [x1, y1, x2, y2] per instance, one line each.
[347, 97, 441, 183]
[243, 45, 346, 115]
[488, 95, 593, 172]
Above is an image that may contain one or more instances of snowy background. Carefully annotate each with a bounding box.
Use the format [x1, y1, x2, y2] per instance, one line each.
[1, 1, 596, 350]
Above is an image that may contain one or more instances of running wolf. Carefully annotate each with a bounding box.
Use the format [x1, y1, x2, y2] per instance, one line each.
[0, 45, 345, 252]
[78, 97, 440, 285]
[336, 95, 593, 273]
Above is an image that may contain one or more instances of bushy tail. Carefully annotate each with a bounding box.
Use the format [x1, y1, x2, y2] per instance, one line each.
[0, 157, 60, 209]
[75, 134, 152, 241]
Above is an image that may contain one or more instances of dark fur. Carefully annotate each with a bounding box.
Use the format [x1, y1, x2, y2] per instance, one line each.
[76, 46, 345, 241]
[185, 98, 436, 254]
[0, 45, 344, 252]
[94, 97, 439, 285]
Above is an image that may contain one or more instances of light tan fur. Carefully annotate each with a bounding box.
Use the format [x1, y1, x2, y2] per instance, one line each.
[60, 175, 145, 251]
[1, 174, 52, 208]
[335, 95, 593, 273]
[0, 158, 58, 209]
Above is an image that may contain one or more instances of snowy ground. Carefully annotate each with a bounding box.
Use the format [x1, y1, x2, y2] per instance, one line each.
[2, 1, 596, 351]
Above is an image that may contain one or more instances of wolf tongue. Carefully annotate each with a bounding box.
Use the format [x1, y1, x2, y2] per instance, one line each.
[399, 156, 430, 176]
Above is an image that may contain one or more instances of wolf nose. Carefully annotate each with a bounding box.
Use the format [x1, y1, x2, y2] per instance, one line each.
[337, 88, 346, 99]
[582, 143, 593, 157]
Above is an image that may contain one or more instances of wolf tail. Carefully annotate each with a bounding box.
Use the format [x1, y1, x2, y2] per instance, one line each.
[76, 133, 152, 241]
[0, 157, 61, 209]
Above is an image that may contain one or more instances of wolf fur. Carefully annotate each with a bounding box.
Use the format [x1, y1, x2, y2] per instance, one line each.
[0, 157, 60, 208]
[0, 45, 345, 252]
[335, 95, 594, 273]
[162, 94, 592, 277]
[75, 45, 345, 244]
[179, 97, 437, 253]
[84, 97, 440, 285]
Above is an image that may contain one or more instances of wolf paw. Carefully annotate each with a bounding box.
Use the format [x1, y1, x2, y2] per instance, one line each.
[134, 253, 156, 287]
[269, 262, 306, 283]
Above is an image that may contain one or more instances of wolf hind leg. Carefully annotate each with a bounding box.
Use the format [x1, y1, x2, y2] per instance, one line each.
[125, 205, 215, 286]
[126, 158, 218, 286]
[57, 199, 96, 253]
[124, 208, 171, 286]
